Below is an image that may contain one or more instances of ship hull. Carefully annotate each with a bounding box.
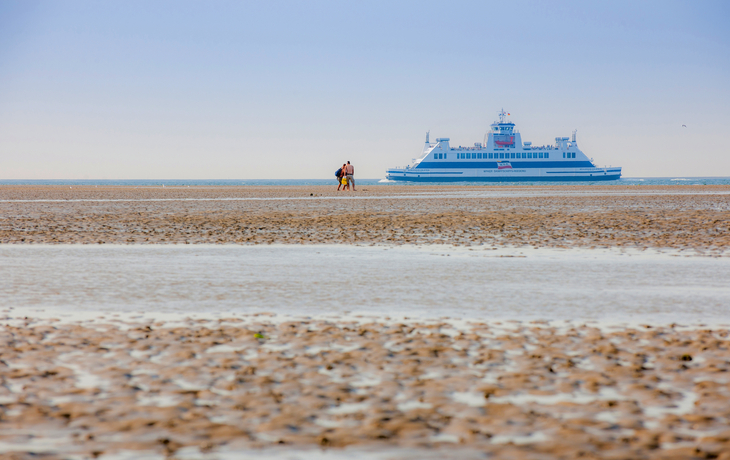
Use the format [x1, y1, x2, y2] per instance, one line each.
[385, 174, 621, 182]
[386, 168, 622, 182]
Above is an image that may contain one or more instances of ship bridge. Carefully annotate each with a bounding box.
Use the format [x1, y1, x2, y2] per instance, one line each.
[487, 109, 521, 149]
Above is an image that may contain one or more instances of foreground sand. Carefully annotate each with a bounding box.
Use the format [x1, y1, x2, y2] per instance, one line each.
[1, 316, 730, 459]
[0, 185, 728, 252]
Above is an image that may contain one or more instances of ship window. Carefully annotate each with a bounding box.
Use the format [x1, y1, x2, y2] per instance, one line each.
[488, 153, 492, 159]
[522, 153, 526, 158]
[563, 152, 566, 158]
[467, 153, 471, 159]
[499, 153, 504, 159]
[545, 153, 549, 159]
[477, 153, 482, 159]
[572, 152, 576, 158]
[510, 153, 515, 159]
[539, 152, 543, 159]
[527, 152, 532, 159]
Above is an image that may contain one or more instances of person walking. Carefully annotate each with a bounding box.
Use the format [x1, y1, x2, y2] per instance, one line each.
[345, 161, 355, 191]
[336, 163, 346, 191]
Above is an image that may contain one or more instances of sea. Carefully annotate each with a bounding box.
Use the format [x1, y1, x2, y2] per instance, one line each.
[1, 177, 730, 186]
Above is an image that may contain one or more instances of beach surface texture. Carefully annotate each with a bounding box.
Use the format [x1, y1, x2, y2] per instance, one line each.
[1, 184, 730, 459]
[0, 185, 728, 251]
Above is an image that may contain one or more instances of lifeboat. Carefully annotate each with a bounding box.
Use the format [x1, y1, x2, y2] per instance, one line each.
[495, 136, 514, 146]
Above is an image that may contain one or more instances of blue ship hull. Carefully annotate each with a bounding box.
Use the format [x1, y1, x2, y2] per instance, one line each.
[386, 174, 622, 183]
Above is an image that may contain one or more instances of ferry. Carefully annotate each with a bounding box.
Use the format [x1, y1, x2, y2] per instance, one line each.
[385, 110, 621, 182]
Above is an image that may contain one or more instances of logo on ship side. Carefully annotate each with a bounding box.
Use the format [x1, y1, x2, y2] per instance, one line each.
[497, 162, 512, 170]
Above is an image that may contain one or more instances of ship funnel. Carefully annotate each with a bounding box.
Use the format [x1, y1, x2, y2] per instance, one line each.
[426, 130, 430, 144]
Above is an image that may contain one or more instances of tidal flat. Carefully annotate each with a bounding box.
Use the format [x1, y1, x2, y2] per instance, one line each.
[1, 184, 729, 459]
[0, 184, 728, 252]
[1, 316, 730, 459]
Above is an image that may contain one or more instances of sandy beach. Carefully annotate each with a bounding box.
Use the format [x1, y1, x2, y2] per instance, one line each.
[0, 185, 728, 252]
[1, 185, 730, 459]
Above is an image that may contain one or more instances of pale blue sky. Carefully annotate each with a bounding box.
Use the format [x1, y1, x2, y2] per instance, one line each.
[1, 0, 728, 179]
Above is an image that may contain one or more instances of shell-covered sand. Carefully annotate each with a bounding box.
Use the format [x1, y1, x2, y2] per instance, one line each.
[0, 185, 728, 252]
[1, 316, 730, 459]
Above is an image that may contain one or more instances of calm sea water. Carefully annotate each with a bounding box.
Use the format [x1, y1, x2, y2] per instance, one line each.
[2, 245, 728, 325]
[1, 177, 729, 186]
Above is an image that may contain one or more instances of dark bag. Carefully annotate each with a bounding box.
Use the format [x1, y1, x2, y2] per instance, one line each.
[335, 168, 342, 177]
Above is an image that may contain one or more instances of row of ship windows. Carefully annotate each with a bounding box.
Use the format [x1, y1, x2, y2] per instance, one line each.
[435, 152, 551, 160]
[433, 152, 578, 160]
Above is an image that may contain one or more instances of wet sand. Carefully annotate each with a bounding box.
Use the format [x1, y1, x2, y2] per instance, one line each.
[1, 316, 730, 459]
[0, 185, 729, 252]
[2, 185, 730, 458]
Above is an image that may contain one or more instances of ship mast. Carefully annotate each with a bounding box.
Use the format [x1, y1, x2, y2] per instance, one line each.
[498, 109, 507, 123]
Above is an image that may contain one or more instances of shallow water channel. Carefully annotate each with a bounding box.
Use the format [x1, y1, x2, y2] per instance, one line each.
[1, 245, 728, 324]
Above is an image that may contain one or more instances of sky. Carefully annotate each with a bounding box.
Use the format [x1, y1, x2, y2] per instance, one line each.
[1, 0, 729, 179]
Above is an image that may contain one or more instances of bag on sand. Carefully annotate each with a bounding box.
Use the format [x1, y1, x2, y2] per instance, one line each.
[341, 177, 348, 185]
[335, 168, 342, 177]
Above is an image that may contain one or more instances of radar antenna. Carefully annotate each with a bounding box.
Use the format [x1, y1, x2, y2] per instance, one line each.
[498, 108, 507, 123]
[572, 130, 577, 145]
[425, 130, 430, 144]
